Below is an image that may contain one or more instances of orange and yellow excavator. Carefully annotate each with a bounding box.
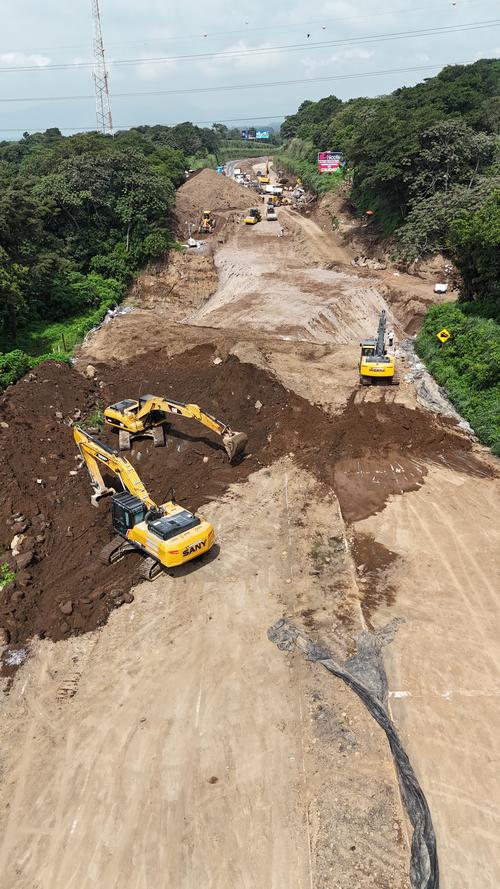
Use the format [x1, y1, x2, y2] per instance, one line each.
[199, 210, 216, 234]
[104, 395, 247, 461]
[74, 426, 215, 579]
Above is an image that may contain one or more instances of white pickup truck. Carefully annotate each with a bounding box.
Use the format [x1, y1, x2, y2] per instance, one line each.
[264, 184, 283, 196]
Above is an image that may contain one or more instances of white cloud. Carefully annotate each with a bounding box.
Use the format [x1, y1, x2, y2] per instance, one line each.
[134, 57, 177, 80]
[0, 52, 51, 68]
[302, 47, 374, 74]
[201, 41, 284, 76]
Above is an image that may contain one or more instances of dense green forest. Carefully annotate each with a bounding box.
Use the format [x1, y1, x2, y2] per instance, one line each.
[281, 60, 499, 451]
[0, 121, 242, 386]
[281, 60, 499, 270]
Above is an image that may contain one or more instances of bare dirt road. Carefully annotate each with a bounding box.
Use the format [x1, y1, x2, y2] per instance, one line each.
[0, 165, 498, 889]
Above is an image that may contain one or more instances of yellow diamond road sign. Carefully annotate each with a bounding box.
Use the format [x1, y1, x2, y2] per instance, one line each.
[437, 328, 451, 343]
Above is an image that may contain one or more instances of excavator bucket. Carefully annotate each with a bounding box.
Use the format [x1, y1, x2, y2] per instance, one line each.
[222, 430, 248, 462]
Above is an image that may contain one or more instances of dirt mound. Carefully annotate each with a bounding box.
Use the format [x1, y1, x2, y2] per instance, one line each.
[175, 168, 251, 224]
[0, 349, 490, 653]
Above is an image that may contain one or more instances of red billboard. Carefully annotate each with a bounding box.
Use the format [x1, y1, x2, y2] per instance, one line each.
[317, 151, 343, 173]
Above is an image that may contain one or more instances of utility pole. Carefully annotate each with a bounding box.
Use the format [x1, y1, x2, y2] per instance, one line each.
[90, 0, 113, 134]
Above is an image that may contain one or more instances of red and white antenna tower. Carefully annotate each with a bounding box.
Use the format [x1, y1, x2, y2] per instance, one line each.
[90, 0, 113, 134]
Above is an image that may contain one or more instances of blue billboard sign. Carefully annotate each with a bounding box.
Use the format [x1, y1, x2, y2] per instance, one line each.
[256, 130, 270, 140]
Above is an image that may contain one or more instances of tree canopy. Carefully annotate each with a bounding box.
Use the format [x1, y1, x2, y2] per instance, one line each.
[281, 59, 500, 318]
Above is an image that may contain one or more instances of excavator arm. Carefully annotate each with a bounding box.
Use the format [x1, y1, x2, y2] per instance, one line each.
[74, 426, 156, 508]
[140, 398, 231, 435]
[143, 398, 248, 461]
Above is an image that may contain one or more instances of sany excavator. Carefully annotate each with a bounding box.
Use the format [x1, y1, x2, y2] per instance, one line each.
[74, 426, 215, 579]
[104, 396, 248, 461]
[359, 310, 396, 385]
[199, 210, 215, 234]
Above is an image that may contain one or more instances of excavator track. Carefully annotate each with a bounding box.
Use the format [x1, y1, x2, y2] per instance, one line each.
[138, 556, 163, 582]
[99, 536, 137, 566]
[152, 425, 166, 447]
[118, 430, 131, 451]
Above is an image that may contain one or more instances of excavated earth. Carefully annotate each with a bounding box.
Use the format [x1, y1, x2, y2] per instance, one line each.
[0, 345, 490, 654]
[174, 168, 252, 230]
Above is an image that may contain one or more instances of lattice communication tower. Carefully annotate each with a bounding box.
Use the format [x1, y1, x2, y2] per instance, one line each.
[90, 0, 113, 134]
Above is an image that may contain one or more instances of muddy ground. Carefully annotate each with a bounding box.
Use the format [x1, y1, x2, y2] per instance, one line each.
[0, 160, 499, 889]
[0, 347, 485, 649]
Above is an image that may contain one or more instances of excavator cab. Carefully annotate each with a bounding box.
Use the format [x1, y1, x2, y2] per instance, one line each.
[112, 492, 147, 535]
[360, 340, 377, 358]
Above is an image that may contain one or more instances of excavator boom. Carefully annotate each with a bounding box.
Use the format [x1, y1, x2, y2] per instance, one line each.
[376, 310, 387, 357]
[74, 426, 155, 507]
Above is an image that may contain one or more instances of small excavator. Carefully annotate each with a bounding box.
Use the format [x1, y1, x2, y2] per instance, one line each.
[104, 395, 248, 461]
[74, 426, 215, 579]
[199, 210, 216, 234]
[359, 310, 396, 385]
[257, 160, 270, 185]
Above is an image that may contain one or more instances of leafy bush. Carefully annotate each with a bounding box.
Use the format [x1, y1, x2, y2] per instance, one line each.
[0, 349, 36, 388]
[415, 302, 500, 454]
[450, 190, 500, 322]
[0, 562, 15, 589]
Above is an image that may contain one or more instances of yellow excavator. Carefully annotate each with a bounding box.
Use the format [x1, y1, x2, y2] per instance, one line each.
[257, 160, 270, 185]
[104, 395, 248, 461]
[199, 210, 215, 234]
[74, 426, 215, 579]
[359, 310, 396, 385]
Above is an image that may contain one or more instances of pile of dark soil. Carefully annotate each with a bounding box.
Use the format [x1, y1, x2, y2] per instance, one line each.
[0, 346, 490, 650]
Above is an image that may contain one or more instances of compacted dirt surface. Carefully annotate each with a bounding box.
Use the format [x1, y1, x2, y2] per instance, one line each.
[0, 162, 499, 889]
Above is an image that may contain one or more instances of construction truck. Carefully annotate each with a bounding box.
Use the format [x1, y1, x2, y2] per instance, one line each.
[199, 210, 216, 234]
[244, 208, 261, 225]
[266, 204, 278, 221]
[359, 311, 396, 385]
[104, 395, 247, 462]
[74, 427, 215, 579]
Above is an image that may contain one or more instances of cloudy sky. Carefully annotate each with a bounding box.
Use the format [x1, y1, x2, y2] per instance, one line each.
[0, 0, 499, 136]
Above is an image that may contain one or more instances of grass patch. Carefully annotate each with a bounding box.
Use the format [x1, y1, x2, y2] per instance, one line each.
[87, 406, 104, 429]
[0, 297, 116, 390]
[415, 302, 500, 455]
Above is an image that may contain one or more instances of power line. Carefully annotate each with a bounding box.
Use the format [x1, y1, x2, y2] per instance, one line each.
[0, 19, 498, 73]
[0, 61, 467, 104]
[0, 0, 482, 54]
